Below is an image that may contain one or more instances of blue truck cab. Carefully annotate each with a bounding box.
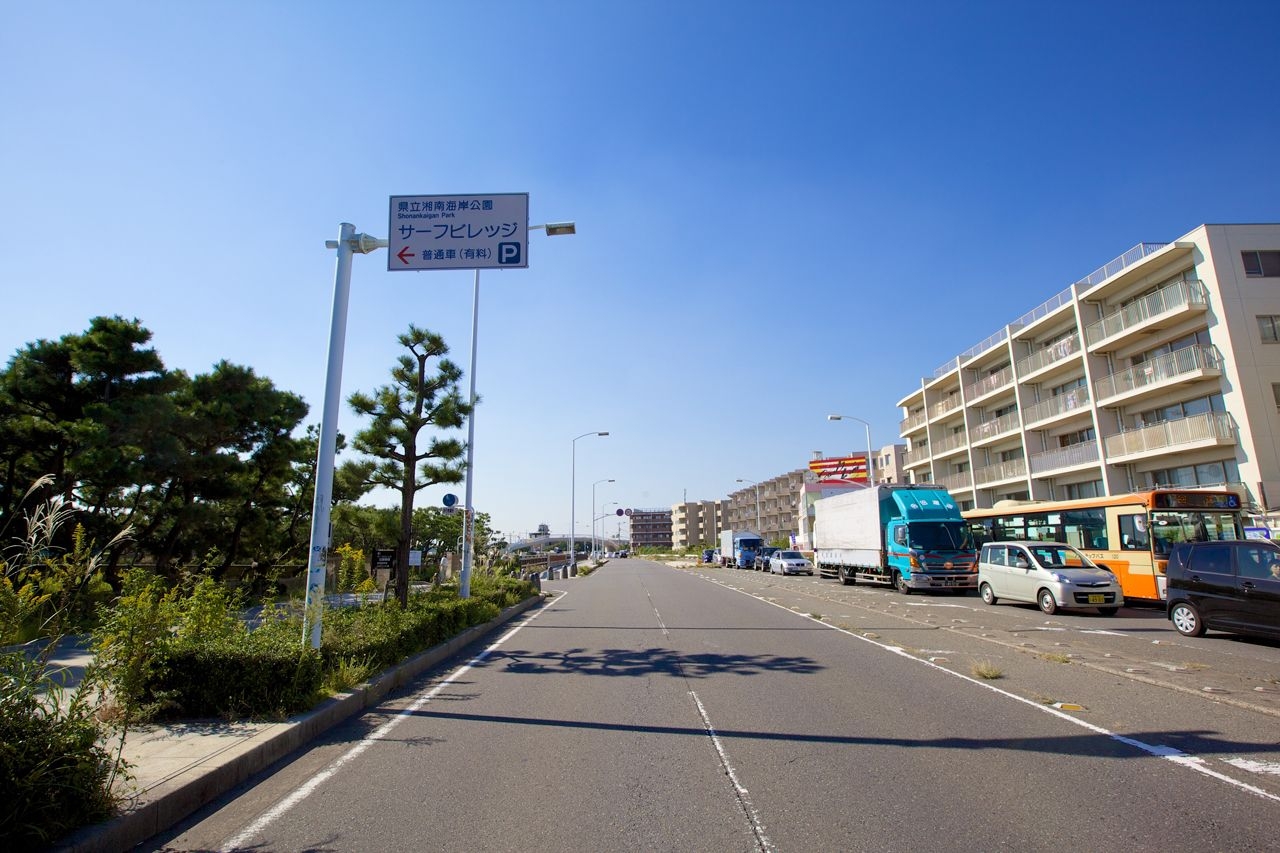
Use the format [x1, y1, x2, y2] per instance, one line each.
[884, 488, 977, 592]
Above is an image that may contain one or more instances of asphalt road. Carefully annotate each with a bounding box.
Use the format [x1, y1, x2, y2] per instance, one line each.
[149, 558, 1280, 852]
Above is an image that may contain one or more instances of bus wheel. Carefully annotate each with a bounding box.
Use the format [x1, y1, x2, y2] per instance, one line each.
[895, 572, 911, 595]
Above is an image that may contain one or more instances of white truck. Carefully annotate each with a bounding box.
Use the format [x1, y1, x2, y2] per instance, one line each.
[812, 484, 977, 593]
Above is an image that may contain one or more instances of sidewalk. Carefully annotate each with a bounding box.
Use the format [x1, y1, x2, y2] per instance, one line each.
[51, 594, 545, 853]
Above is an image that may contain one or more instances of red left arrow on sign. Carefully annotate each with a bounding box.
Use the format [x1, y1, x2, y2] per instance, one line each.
[397, 246, 415, 265]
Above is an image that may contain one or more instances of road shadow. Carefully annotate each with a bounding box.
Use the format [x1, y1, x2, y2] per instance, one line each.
[401, 707, 1280, 761]
[488, 647, 824, 679]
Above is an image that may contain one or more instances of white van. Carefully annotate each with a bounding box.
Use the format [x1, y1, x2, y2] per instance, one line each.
[978, 541, 1124, 616]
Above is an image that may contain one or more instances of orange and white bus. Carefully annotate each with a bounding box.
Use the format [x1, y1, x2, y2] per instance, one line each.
[963, 489, 1244, 603]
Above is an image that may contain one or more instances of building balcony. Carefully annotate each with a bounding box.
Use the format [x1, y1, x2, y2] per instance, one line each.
[1016, 333, 1083, 382]
[1084, 279, 1208, 351]
[964, 365, 1014, 404]
[936, 471, 974, 493]
[931, 432, 969, 459]
[929, 396, 963, 421]
[1029, 441, 1101, 476]
[974, 458, 1027, 487]
[1093, 345, 1222, 406]
[1022, 385, 1091, 427]
[903, 447, 931, 467]
[1103, 412, 1237, 463]
[969, 411, 1022, 447]
[900, 410, 928, 434]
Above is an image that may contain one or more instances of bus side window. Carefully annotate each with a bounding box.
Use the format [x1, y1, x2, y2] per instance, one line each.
[1119, 514, 1149, 551]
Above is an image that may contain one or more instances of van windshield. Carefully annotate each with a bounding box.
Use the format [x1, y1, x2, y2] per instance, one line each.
[909, 522, 974, 550]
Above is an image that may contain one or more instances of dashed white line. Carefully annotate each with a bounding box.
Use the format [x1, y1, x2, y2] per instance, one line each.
[689, 690, 774, 853]
[699, 574, 1280, 805]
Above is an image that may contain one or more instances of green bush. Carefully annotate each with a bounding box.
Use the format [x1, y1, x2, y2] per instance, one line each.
[0, 653, 115, 851]
[106, 577, 535, 721]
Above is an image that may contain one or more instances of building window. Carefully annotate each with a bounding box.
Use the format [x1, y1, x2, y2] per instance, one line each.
[1259, 315, 1280, 343]
[1242, 250, 1280, 277]
[1147, 459, 1240, 489]
[1061, 480, 1104, 500]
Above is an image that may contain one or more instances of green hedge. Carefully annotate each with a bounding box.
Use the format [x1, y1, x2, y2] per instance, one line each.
[140, 575, 536, 720]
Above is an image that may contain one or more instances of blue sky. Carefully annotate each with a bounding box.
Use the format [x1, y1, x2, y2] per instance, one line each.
[5, 1, 1279, 543]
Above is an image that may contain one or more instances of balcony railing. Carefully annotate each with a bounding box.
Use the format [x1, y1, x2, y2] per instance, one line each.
[904, 447, 931, 467]
[900, 410, 927, 433]
[1093, 345, 1221, 402]
[1084, 279, 1207, 347]
[974, 457, 1027, 485]
[1103, 412, 1236, 459]
[932, 432, 969, 456]
[1076, 242, 1169, 289]
[1016, 333, 1082, 377]
[1029, 441, 1100, 475]
[1023, 385, 1091, 425]
[936, 471, 974, 492]
[929, 396, 962, 420]
[970, 411, 1021, 442]
[964, 365, 1014, 401]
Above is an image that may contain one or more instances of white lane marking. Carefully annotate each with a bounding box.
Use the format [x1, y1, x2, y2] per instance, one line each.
[1225, 758, 1280, 777]
[1080, 629, 1126, 636]
[689, 690, 774, 853]
[221, 592, 566, 851]
[702, 577, 1280, 805]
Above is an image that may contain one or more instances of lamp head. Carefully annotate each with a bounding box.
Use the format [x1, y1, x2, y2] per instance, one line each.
[543, 221, 576, 236]
[827, 414, 841, 421]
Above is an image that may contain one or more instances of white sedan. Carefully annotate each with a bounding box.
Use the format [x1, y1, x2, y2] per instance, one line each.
[769, 550, 814, 575]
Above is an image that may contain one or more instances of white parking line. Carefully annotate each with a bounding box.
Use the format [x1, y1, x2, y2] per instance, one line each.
[220, 592, 566, 851]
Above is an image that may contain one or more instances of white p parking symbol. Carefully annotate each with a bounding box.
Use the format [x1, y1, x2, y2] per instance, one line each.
[498, 242, 522, 265]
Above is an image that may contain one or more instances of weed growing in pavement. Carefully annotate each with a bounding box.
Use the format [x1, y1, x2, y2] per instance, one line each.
[809, 612, 823, 620]
[1038, 652, 1072, 664]
[971, 660, 1004, 679]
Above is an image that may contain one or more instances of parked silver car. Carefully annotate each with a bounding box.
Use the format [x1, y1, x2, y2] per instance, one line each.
[769, 550, 814, 576]
[978, 541, 1123, 615]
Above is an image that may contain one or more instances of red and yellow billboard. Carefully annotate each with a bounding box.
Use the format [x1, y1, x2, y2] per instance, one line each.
[808, 454, 869, 485]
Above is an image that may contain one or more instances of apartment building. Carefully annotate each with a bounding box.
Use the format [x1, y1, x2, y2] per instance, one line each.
[896, 223, 1280, 524]
[727, 469, 809, 544]
[628, 508, 673, 550]
[671, 499, 727, 549]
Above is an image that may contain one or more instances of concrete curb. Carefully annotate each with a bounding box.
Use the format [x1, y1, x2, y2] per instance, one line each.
[55, 593, 546, 853]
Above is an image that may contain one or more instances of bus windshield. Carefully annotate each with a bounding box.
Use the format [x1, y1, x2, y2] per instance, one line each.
[1149, 510, 1243, 557]
[909, 522, 974, 551]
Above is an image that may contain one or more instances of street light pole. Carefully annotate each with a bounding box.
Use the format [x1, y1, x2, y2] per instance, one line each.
[459, 222, 575, 598]
[736, 478, 761, 534]
[571, 431, 608, 574]
[592, 478, 614, 557]
[827, 414, 875, 486]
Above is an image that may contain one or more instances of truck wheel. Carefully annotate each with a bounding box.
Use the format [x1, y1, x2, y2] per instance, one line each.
[895, 572, 912, 595]
[839, 567, 855, 586]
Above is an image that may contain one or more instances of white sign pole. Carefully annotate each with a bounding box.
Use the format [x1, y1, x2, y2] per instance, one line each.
[303, 225, 386, 649]
[459, 267, 481, 599]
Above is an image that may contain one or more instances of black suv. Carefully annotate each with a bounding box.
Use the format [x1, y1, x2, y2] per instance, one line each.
[1165, 539, 1280, 640]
